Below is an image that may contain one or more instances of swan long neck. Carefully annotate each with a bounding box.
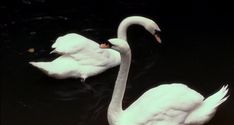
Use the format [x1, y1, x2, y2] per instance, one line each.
[117, 16, 148, 40]
[108, 50, 131, 113]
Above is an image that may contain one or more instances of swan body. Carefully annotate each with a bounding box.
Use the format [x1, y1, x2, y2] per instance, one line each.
[30, 33, 120, 80]
[101, 38, 229, 125]
[30, 16, 161, 81]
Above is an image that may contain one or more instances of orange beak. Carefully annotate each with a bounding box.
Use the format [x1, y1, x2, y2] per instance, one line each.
[154, 34, 161, 44]
[100, 43, 110, 48]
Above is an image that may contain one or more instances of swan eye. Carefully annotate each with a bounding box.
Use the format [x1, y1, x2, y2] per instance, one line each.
[154, 29, 160, 35]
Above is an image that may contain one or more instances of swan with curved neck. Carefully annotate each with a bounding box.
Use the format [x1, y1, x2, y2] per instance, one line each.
[117, 16, 161, 43]
[100, 38, 229, 125]
[29, 16, 161, 81]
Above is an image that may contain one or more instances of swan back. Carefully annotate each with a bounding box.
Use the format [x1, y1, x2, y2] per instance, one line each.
[51, 33, 99, 54]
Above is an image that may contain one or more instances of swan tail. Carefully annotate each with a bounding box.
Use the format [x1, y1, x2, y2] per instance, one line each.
[29, 62, 52, 74]
[185, 85, 229, 125]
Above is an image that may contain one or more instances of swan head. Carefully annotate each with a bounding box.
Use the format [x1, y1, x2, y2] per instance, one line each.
[144, 20, 161, 43]
[100, 38, 130, 54]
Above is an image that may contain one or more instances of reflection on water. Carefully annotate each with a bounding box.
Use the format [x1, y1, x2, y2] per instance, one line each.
[2, 1, 233, 125]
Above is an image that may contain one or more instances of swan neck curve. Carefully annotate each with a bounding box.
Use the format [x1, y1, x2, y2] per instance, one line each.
[117, 16, 148, 40]
[108, 50, 131, 113]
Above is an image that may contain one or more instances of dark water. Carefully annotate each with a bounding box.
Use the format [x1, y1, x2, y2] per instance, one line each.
[1, 0, 234, 125]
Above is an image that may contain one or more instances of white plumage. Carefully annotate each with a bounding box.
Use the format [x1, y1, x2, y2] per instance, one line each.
[101, 38, 229, 125]
[29, 16, 160, 81]
[30, 33, 120, 80]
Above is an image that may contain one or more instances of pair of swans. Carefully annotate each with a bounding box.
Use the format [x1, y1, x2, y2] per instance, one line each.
[100, 38, 229, 125]
[29, 15, 229, 124]
[29, 16, 161, 81]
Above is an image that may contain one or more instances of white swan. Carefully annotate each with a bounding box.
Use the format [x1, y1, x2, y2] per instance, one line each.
[100, 38, 229, 125]
[30, 33, 120, 81]
[29, 16, 161, 81]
